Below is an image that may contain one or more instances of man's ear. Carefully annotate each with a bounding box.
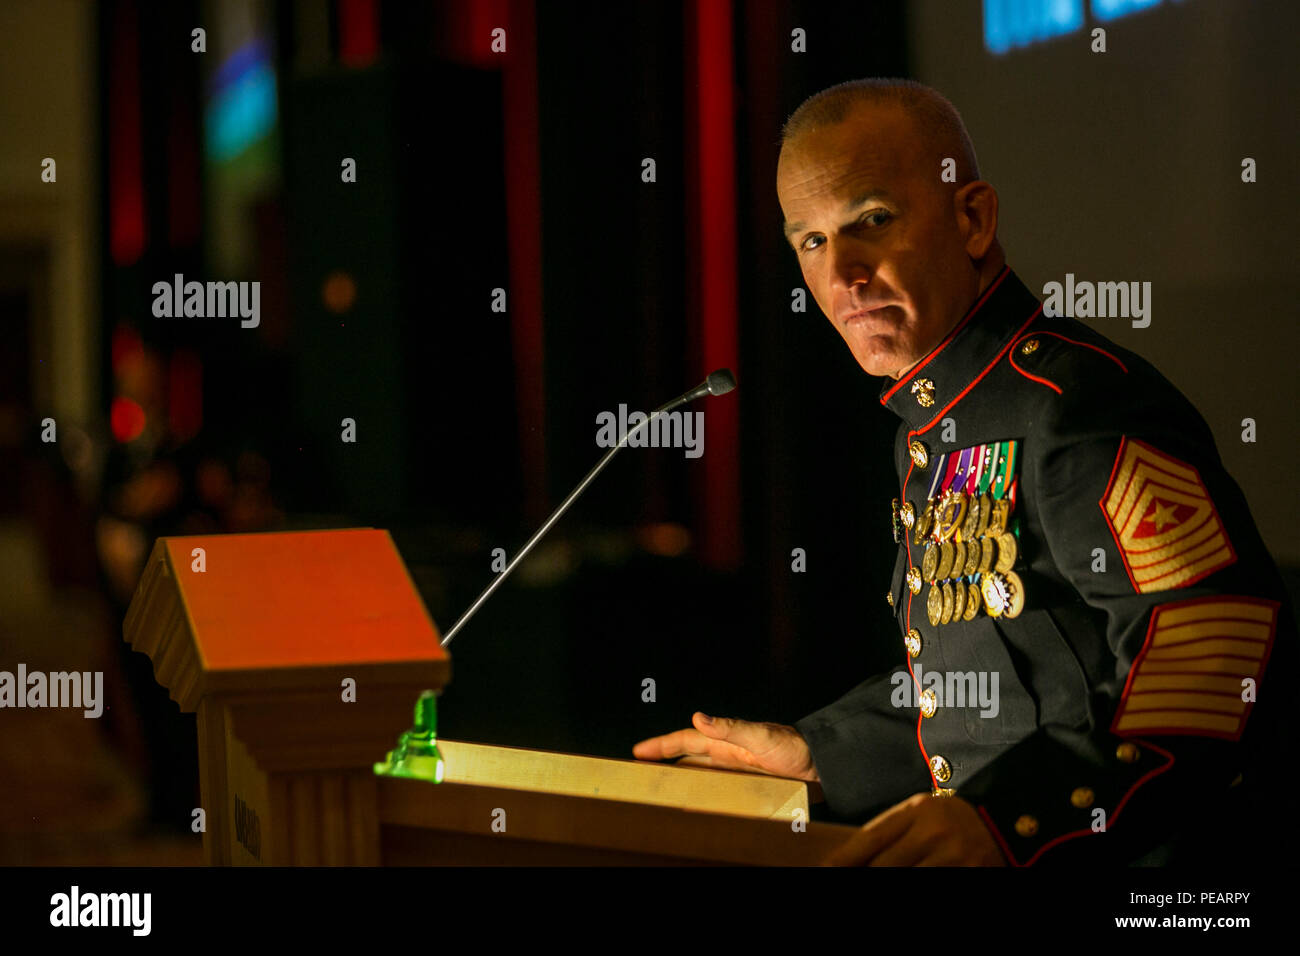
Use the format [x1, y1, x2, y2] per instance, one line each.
[954, 180, 999, 260]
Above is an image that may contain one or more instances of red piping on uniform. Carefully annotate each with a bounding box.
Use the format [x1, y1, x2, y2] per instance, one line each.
[912, 306, 1044, 434]
[978, 738, 1176, 866]
[880, 266, 1010, 405]
[1008, 325, 1134, 403]
[1022, 330, 1129, 373]
[1008, 354, 1062, 394]
[900, 299, 1039, 783]
[899, 459, 936, 784]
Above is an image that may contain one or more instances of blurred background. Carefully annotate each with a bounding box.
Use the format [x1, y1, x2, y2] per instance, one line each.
[0, 0, 1296, 864]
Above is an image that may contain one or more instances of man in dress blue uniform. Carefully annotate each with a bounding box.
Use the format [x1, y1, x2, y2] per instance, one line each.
[634, 78, 1294, 865]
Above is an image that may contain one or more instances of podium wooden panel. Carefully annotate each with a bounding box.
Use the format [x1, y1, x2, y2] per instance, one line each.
[123, 529, 856, 865]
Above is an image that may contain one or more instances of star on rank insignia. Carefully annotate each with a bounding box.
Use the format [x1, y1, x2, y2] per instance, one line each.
[1101, 437, 1236, 593]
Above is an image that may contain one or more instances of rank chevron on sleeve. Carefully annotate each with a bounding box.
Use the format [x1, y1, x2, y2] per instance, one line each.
[1101, 437, 1236, 593]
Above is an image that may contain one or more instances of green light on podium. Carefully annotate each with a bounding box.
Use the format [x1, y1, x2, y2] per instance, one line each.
[374, 690, 445, 783]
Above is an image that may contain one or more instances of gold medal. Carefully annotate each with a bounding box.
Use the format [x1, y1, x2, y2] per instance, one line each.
[951, 540, 967, 581]
[926, 584, 942, 626]
[1003, 570, 1025, 618]
[940, 581, 955, 624]
[962, 492, 982, 540]
[975, 492, 994, 536]
[981, 574, 1004, 617]
[988, 498, 1010, 536]
[962, 537, 980, 576]
[913, 500, 935, 545]
[980, 571, 1025, 618]
[922, 541, 939, 583]
[964, 581, 981, 620]
[936, 540, 956, 580]
[936, 491, 968, 543]
[978, 536, 995, 573]
[995, 531, 1018, 573]
[952, 577, 967, 619]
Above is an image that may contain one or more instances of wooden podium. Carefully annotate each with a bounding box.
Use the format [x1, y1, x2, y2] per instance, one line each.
[123, 529, 855, 865]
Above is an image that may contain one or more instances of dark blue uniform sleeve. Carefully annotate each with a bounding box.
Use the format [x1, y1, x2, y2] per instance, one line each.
[958, 341, 1294, 864]
[795, 666, 931, 820]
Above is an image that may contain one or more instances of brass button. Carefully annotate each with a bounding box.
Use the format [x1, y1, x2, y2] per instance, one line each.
[906, 566, 922, 594]
[1014, 815, 1039, 838]
[886, 590, 894, 607]
[911, 378, 936, 408]
[1116, 742, 1141, 764]
[904, 628, 922, 658]
[1070, 787, 1095, 809]
[931, 787, 954, 798]
[929, 754, 951, 784]
[1020, 338, 1039, 355]
[900, 501, 916, 528]
[919, 688, 937, 717]
[909, 440, 929, 469]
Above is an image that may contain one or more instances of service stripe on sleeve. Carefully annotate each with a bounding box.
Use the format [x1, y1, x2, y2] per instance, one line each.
[1112, 596, 1278, 741]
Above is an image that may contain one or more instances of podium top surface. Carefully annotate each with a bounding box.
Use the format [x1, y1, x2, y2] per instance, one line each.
[155, 528, 446, 671]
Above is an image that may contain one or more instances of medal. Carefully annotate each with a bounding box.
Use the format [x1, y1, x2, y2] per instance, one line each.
[987, 498, 1010, 536]
[936, 540, 956, 579]
[975, 491, 993, 536]
[994, 531, 1018, 573]
[981, 571, 1025, 618]
[927, 584, 942, 625]
[922, 541, 939, 583]
[913, 500, 935, 545]
[936, 491, 968, 543]
[964, 580, 981, 620]
[951, 540, 968, 581]
[940, 582, 955, 624]
[962, 491, 982, 540]
[952, 577, 967, 619]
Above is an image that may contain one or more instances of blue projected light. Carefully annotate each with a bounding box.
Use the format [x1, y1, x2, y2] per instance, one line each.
[1092, 0, 1163, 22]
[983, 0, 1084, 55]
[984, 0, 1182, 54]
[205, 38, 278, 162]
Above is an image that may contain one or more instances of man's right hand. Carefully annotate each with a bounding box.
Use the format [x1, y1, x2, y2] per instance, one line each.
[632, 712, 819, 782]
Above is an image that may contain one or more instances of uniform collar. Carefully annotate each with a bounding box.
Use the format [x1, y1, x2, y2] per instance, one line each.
[878, 266, 1042, 430]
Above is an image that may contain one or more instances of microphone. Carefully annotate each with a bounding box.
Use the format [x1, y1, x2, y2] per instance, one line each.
[439, 368, 737, 647]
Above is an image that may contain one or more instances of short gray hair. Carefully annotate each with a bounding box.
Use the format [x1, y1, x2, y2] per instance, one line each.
[781, 78, 980, 184]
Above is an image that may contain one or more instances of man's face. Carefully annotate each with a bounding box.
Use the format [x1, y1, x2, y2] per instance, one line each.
[777, 102, 981, 380]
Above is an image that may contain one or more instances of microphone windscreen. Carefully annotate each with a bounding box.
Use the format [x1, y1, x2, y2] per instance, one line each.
[706, 368, 737, 396]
